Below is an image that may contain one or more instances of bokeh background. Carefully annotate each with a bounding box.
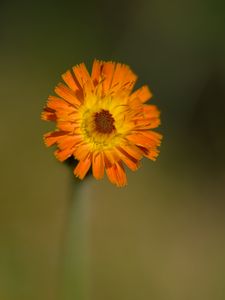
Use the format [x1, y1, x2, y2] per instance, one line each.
[1, 0, 225, 299]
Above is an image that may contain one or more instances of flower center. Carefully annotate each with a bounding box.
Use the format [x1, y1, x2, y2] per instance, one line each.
[94, 109, 115, 134]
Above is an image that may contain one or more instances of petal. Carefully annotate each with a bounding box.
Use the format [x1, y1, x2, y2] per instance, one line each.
[91, 59, 103, 86]
[57, 135, 80, 150]
[116, 146, 140, 171]
[130, 85, 152, 103]
[72, 63, 93, 95]
[46, 94, 80, 123]
[110, 63, 137, 95]
[56, 110, 80, 122]
[62, 70, 80, 91]
[54, 147, 75, 162]
[119, 144, 143, 160]
[110, 64, 126, 88]
[92, 152, 104, 179]
[73, 143, 90, 160]
[57, 120, 77, 132]
[41, 108, 57, 121]
[55, 83, 81, 107]
[47, 95, 75, 112]
[74, 156, 91, 180]
[127, 131, 162, 148]
[143, 105, 160, 118]
[134, 106, 161, 130]
[144, 148, 160, 161]
[102, 61, 116, 92]
[141, 131, 162, 146]
[114, 162, 127, 187]
[126, 134, 149, 147]
[105, 165, 117, 185]
[106, 162, 127, 187]
[136, 119, 161, 130]
[104, 149, 120, 166]
[43, 131, 68, 147]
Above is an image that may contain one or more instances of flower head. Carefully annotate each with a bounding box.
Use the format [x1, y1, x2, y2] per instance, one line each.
[42, 60, 162, 187]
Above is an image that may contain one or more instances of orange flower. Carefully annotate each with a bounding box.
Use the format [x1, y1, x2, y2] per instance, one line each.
[42, 60, 162, 187]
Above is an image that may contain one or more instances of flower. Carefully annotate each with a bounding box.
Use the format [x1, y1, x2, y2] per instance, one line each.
[42, 60, 162, 187]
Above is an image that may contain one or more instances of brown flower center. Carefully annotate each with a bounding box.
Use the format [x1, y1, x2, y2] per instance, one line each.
[94, 109, 115, 134]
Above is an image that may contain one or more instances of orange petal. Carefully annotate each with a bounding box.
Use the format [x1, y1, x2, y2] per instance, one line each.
[127, 131, 162, 148]
[144, 148, 160, 161]
[73, 63, 93, 95]
[104, 149, 120, 166]
[134, 108, 161, 130]
[130, 85, 152, 103]
[73, 143, 90, 160]
[91, 60, 120, 97]
[57, 121, 77, 132]
[55, 110, 80, 122]
[126, 134, 150, 147]
[55, 83, 81, 107]
[119, 144, 143, 160]
[110, 63, 126, 88]
[92, 152, 104, 179]
[57, 135, 80, 150]
[62, 70, 80, 91]
[116, 146, 140, 171]
[106, 162, 127, 187]
[91, 59, 103, 86]
[143, 104, 160, 118]
[136, 119, 161, 130]
[41, 108, 57, 121]
[115, 162, 127, 187]
[133, 104, 161, 129]
[54, 147, 75, 162]
[47, 95, 75, 112]
[44, 131, 68, 147]
[74, 157, 91, 180]
[105, 165, 117, 185]
[110, 63, 137, 95]
[102, 61, 116, 92]
[141, 131, 162, 146]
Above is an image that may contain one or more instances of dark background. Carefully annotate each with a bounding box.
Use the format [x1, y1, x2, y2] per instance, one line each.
[1, 0, 225, 299]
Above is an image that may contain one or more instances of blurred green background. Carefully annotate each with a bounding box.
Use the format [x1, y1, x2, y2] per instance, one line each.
[1, 0, 225, 299]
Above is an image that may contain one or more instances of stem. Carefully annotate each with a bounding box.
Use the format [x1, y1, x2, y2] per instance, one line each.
[56, 177, 76, 300]
[57, 177, 91, 300]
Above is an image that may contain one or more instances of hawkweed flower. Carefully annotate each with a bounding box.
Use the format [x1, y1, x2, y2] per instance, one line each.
[42, 60, 162, 187]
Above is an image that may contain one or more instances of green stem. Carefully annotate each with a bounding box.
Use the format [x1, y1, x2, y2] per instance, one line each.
[58, 178, 91, 300]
